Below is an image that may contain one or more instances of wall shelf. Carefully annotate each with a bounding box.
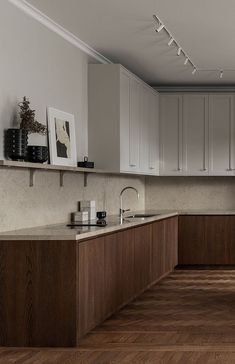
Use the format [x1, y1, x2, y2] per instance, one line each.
[0, 160, 105, 187]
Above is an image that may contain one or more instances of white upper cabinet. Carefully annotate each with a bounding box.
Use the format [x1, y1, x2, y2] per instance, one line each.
[160, 92, 235, 176]
[209, 94, 235, 175]
[140, 86, 159, 175]
[88, 64, 159, 175]
[183, 94, 209, 175]
[160, 94, 183, 175]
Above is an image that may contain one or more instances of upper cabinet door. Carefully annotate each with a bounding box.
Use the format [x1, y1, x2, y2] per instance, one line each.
[140, 86, 159, 175]
[148, 90, 159, 175]
[209, 94, 235, 175]
[183, 94, 209, 175]
[120, 69, 131, 172]
[160, 94, 183, 175]
[129, 77, 141, 172]
[120, 70, 141, 173]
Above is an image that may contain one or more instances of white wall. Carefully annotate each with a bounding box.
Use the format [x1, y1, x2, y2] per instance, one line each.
[0, 0, 89, 159]
[0, 1, 145, 232]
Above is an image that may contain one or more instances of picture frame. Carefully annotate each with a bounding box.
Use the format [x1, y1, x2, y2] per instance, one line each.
[47, 107, 77, 166]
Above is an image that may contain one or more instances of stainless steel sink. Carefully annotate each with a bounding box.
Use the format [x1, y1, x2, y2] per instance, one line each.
[125, 213, 161, 219]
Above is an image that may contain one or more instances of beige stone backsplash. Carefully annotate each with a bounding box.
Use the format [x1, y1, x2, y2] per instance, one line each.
[0, 168, 145, 232]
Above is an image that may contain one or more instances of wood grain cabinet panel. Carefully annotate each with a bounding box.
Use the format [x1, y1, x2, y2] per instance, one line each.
[151, 219, 165, 281]
[0, 240, 76, 347]
[134, 224, 152, 294]
[179, 215, 235, 265]
[78, 237, 105, 339]
[165, 216, 178, 271]
[104, 229, 135, 317]
[152, 217, 178, 281]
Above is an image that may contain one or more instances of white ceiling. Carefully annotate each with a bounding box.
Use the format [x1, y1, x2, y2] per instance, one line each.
[28, 0, 235, 86]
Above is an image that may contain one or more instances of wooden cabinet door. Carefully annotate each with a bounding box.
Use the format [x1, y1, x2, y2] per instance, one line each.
[178, 216, 206, 265]
[78, 237, 105, 339]
[152, 217, 178, 281]
[104, 232, 119, 316]
[209, 94, 235, 175]
[179, 215, 235, 265]
[151, 219, 165, 281]
[164, 217, 178, 271]
[160, 94, 183, 175]
[134, 224, 152, 294]
[116, 229, 135, 305]
[183, 94, 209, 175]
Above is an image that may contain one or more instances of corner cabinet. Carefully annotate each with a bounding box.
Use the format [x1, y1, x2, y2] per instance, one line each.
[160, 93, 235, 176]
[88, 64, 159, 175]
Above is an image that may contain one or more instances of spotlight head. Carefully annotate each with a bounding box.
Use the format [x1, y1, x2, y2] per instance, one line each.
[168, 37, 174, 46]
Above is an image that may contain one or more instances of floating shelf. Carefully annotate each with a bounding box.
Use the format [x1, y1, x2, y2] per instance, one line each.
[0, 160, 105, 187]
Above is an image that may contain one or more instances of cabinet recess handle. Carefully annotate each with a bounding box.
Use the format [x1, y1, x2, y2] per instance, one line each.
[130, 164, 136, 167]
[227, 168, 235, 171]
[200, 168, 208, 171]
[149, 167, 155, 170]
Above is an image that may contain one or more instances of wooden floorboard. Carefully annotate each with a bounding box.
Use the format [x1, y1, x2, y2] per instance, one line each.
[2, 270, 235, 363]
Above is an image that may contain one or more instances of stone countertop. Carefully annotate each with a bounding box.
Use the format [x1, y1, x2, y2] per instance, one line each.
[1, 209, 235, 241]
[178, 210, 235, 215]
[0, 211, 178, 241]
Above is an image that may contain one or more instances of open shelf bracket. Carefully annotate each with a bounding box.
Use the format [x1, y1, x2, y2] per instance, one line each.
[29, 169, 36, 187]
[84, 172, 88, 187]
[60, 171, 65, 187]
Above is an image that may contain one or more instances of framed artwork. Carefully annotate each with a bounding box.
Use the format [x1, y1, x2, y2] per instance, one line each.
[47, 107, 77, 166]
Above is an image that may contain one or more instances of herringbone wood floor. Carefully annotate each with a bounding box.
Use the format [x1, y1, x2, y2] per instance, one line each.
[2, 270, 235, 363]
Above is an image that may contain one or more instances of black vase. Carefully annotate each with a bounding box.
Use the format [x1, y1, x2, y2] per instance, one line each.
[27, 145, 48, 163]
[5, 129, 28, 161]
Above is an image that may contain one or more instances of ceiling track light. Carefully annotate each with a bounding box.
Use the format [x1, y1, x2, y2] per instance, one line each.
[177, 47, 182, 56]
[153, 15, 165, 33]
[168, 37, 174, 46]
[156, 23, 165, 33]
[152, 14, 235, 79]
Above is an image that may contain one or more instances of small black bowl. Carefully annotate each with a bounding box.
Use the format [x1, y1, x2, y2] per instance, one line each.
[27, 146, 48, 163]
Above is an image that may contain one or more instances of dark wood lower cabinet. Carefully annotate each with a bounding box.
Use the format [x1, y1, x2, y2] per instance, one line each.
[152, 216, 178, 282]
[78, 236, 105, 339]
[0, 217, 178, 347]
[134, 224, 152, 294]
[0, 240, 76, 347]
[178, 215, 235, 265]
[104, 229, 135, 317]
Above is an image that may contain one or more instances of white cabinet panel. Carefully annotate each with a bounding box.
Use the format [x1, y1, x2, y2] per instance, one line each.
[209, 94, 235, 175]
[128, 78, 141, 172]
[139, 86, 149, 174]
[149, 91, 159, 175]
[140, 87, 159, 175]
[120, 69, 131, 172]
[89, 64, 159, 176]
[160, 95, 183, 175]
[183, 94, 209, 175]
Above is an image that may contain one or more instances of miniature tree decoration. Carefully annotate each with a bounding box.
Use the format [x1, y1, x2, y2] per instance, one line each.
[19, 97, 47, 135]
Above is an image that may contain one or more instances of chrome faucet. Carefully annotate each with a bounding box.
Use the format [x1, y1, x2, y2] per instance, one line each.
[119, 186, 140, 223]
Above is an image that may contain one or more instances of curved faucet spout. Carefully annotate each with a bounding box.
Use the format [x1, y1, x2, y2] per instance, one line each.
[119, 186, 140, 223]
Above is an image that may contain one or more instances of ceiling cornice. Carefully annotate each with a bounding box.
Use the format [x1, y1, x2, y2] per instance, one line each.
[7, 0, 112, 64]
[154, 86, 235, 93]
